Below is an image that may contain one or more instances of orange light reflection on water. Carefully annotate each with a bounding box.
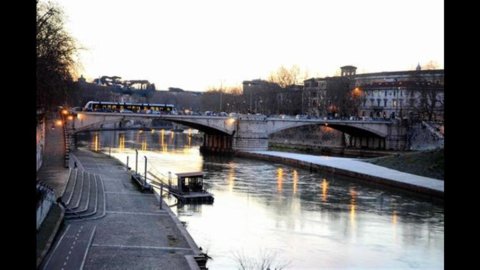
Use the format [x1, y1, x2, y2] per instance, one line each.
[141, 138, 147, 151]
[350, 187, 357, 227]
[160, 129, 167, 152]
[187, 129, 192, 147]
[93, 133, 99, 152]
[119, 133, 125, 151]
[321, 178, 328, 202]
[228, 164, 236, 192]
[277, 168, 283, 192]
[292, 170, 298, 195]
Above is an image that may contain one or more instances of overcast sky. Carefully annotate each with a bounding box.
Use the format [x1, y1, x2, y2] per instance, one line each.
[56, 0, 444, 91]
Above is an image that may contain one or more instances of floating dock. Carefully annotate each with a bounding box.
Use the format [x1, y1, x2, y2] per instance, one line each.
[148, 171, 214, 204]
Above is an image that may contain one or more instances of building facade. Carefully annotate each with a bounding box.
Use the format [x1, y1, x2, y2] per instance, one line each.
[303, 66, 444, 121]
[242, 65, 444, 121]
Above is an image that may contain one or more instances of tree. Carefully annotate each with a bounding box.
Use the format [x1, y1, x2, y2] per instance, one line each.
[423, 60, 440, 70]
[37, 0, 79, 110]
[202, 85, 245, 112]
[409, 70, 444, 122]
[267, 65, 309, 88]
[324, 77, 354, 117]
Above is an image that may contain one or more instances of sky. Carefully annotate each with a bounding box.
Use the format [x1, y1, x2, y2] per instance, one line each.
[55, 0, 444, 91]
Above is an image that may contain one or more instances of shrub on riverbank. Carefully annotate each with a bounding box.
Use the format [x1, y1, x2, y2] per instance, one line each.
[365, 148, 444, 180]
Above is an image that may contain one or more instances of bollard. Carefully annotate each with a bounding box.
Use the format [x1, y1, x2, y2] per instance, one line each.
[126, 156, 129, 170]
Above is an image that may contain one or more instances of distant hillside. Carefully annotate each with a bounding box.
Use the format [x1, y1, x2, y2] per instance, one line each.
[364, 148, 444, 180]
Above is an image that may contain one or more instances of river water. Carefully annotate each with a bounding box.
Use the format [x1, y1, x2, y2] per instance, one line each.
[77, 130, 444, 269]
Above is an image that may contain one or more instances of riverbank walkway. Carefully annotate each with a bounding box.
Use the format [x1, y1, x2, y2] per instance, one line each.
[37, 115, 205, 269]
[38, 148, 204, 269]
[242, 151, 444, 198]
[36, 116, 70, 267]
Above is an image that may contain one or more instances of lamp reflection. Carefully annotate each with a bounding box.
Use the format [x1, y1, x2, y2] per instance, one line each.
[160, 129, 167, 152]
[292, 170, 298, 195]
[350, 187, 357, 226]
[119, 133, 125, 151]
[141, 138, 147, 151]
[321, 178, 328, 202]
[277, 168, 283, 192]
[93, 133, 99, 152]
[228, 164, 235, 192]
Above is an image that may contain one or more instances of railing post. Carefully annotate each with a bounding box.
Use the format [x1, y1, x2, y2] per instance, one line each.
[126, 156, 129, 170]
[168, 171, 172, 188]
[144, 156, 147, 186]
[135, 149, 138, 174]
[160, 184, 163, 209]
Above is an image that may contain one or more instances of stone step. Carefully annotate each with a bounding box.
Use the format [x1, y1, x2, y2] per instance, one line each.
[65, 171, 86, 210]
[61, 169, 78, 205]
[66, 172, 93, 215]
[66, 174, 102, 220]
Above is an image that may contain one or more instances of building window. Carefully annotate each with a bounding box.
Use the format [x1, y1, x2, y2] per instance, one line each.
[384, 99, 388, 107]
[385, 90, 387, 97]
[393, 99, 397, 107]
[377, 99, 381, 107]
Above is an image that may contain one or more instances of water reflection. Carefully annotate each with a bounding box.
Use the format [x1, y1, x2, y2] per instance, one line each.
[321, 178, 328, 202]
[227, 163, 235, 192]
[392, 210, 398, 225]
[93, 133, 99, 151]
[292, 170, 298, 195]
[187, 128, 192, 147]
[276, 168, 283, 192]
[141, 137, 147, 151]
[77, 130, 444, 269]
[119, 133, 125, 151]
[349, 187, 357, 229]
[160, 129, 166, 152]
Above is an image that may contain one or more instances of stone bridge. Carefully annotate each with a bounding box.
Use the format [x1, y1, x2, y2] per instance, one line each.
[70, 112, 407, 152]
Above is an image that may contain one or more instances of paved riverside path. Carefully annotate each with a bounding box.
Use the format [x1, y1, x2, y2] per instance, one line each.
[36, 115, 71, 267]
[37, 116, 70, 198]
[245, 151, 444, 196]
[40, 148, 202, 270]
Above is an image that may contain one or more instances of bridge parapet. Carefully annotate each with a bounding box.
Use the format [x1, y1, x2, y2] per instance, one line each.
[71, 112, 407, 151]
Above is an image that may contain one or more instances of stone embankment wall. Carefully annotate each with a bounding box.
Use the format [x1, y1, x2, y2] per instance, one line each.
[37, 114, 46, 171]
[408, 121, 444, 150]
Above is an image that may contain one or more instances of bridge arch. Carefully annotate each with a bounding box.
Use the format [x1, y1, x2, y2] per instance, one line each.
[73, 113, 235, 135]
[266, 120, 389, 138]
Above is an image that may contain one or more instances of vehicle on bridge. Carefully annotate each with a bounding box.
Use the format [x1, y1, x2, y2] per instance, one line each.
[84, 101, 177, 114]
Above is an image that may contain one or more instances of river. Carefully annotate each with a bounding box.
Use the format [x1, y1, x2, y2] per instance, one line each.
[76, 130, 444, 269]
